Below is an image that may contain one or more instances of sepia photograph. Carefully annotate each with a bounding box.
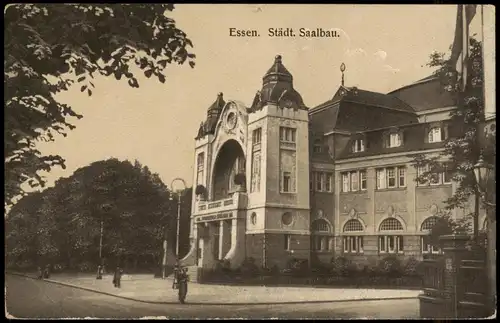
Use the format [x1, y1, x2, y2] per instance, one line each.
[4, 3, 496, 319]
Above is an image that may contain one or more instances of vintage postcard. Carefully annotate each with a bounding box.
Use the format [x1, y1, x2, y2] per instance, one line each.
[4, 3, 496, 320]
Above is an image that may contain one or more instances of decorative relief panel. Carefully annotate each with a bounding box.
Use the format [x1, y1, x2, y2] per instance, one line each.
[374, 190, 408, 214]
[415, 186, 453, 211]
[339, 193, 368, 214]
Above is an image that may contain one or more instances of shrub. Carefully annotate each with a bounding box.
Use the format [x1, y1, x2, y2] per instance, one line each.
[286, 258, 309, 277]
[378, 256, 403, 277]
[331, 256, 351, 277]
[239, 257, 259, 278]
[403, 257, 421, 277]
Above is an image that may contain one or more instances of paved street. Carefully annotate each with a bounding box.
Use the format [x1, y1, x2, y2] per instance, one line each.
[6, 274, 420, 319]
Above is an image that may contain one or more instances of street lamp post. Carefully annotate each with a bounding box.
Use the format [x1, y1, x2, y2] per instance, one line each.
[473, 153, 496, 315]
[473, 154, 496, 208]
[171, 178, 187, 260]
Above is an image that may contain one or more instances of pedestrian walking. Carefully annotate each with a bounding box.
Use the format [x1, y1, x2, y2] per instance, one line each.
[37, 266, 43, 280]
[113, 266, 123, 288]
[43, 264, 51, 279]
[96, 265, 103, 280]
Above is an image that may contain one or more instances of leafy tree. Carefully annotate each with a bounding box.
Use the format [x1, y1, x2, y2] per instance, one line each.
[5, 158, 193, 272]
[4, 4, 195, 207]
[411, 37, 495, 237]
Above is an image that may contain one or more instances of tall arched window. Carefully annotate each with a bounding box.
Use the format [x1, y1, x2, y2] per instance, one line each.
[379, 218, 404, 254]
[420, 216, 440, 254]
[342, 219, 364, 254]
[311, 219, 332, 252]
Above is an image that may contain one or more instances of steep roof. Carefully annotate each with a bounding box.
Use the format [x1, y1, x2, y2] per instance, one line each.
[388, 76, 456, 112]
[250, 55, 307, 112]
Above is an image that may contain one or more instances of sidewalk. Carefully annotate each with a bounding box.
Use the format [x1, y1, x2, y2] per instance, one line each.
[9, 272, 421, 305]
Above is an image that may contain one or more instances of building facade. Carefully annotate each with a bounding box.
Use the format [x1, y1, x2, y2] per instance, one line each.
[181, 55, 486, 271]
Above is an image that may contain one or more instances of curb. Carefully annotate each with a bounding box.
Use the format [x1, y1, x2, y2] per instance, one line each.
[7, 272, 419, 306]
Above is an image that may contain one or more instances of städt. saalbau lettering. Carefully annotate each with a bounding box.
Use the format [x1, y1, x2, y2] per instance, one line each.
[268, 28, 339, 38]
[299, 28, 339, 38]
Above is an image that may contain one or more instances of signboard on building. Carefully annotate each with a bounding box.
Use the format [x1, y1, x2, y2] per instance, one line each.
[196, 212, 233, 223]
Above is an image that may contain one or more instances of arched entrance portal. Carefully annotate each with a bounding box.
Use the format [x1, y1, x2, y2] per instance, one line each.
[212, 140, 246, 200]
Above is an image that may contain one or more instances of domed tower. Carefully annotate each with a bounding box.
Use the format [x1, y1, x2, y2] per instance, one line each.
[246, 55, 311, 270]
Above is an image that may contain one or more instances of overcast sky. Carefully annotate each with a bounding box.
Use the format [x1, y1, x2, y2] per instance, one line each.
[34, 4, 466, 192]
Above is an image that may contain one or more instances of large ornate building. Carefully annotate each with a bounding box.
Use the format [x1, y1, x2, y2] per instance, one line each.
[180, 55, 487, 274]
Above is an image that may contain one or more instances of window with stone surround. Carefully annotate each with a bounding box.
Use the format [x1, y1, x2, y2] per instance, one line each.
[282, 172, 291, 192]
[343, 236, 364, 254]
[378, 218, 404, 254]
[342, 219, 364, 254]
[428, 127, 443, 143]
[343, 219, 364, 232]
[417, 163, 453, 186]
[352, 139, 365, 153]
[376, 166, 406, 190]
[252, 127, 262, 145]
[312, 171, 333, 192]
[389, 132, 402, 148]
[284, 234, 291, 251]
[280, 127, 296, 143]
[312, 219, 332, 252]
[250, 150, 261, 193]
[196, 152, 204, 186]
[360, 170, 367, 190]
[313, 139, 322, 153]
[341, 170, 366, 193]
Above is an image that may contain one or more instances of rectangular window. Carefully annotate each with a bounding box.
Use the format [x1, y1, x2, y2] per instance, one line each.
[379, 236, 386, 253]
[376, 169, 386, 189]
[398, 167, 406, 187]
[429, 171, 441, 185]
[360, 170, 367, 190]
[341, 172, 349, 192]
[443, 164, 452, 184]
[343, 237, 349, 253]
[389, 133, 402, 147]
[325, 174, 332, 192]
[196, 153, 205, 186]
[397, 235, 404, 253]
[388, 236, 396, 253]
[417, 165, 427, 186]
[252, 128, 262, 145]
[280, 127, 296, 143]
[350, 236, 357, 252]
[283, 172, 291, 192]
[316, 172, 323, 191]
[352, 139, 365, 153]
[421, 236, 430, 253]
[428, 127, 442, 143]
[358, 237, 364, 253]
[380, 236, 404, 253]
[387, 167, 396, 188]
[343, 236, 364, 254]
[284, 234, 291, 251]
[350, 171, 359, 191]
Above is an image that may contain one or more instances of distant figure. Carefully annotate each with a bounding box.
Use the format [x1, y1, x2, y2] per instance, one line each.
[112, 266, 123, 288]
[43, 264, 51, 279]
[37, 267, 43, 280]
[172, 261, 180, 289]
[96, 265, 103, 280]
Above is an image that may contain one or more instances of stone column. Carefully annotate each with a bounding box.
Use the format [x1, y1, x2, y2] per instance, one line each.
[439, 234, 469, 319]
[218, 221, 224, 260]
[222, 220, 232, 259]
